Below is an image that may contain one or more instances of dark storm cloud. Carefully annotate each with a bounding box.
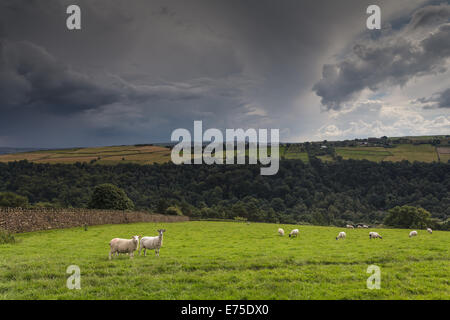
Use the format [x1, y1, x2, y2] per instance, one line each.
[0, 0, 444, 147]
[313, 4, 450, 111]
[0, 40, 119, 114]
[419, 87, 450, 108]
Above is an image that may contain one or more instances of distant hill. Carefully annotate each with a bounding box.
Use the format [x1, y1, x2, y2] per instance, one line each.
[0, 135, 448, 165]
[0, 147, 41, 155]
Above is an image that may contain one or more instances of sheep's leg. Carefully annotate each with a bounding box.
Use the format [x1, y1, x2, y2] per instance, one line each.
[144, 248, 147, 256]
[130, 251, 134, 259]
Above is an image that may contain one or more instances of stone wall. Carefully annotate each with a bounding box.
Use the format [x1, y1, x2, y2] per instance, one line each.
[0, 208, 189, 233]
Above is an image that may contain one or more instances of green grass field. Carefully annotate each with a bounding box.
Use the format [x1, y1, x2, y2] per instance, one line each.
[0, 221, 448, 299]
[336, 144, 439, 163]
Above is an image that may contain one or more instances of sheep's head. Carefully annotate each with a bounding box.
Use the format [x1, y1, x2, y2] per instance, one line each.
[157, 229, 166, 236]
[132, 235, 139, 243]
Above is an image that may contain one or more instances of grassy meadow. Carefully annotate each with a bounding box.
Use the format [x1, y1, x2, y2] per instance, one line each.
[0, 221, 448, 300]
[336, 144, 439, 163]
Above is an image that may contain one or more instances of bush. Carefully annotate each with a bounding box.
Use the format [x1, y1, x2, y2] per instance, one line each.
[165, 206, 183, 216]
[88, 184, 134, 210]
[0, 192, 29, 208]
[384, 205, 432, 229]
[234, 216, 247, 222]
[0, 228, 16, 244]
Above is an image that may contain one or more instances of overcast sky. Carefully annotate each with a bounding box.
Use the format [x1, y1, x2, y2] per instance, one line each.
[0, 0, 449, 148]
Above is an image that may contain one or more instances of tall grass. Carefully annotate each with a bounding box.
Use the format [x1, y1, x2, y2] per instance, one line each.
[0, 228, 16, 244]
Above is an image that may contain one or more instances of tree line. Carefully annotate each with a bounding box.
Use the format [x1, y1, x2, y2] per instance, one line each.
[0, 158, 448, 229]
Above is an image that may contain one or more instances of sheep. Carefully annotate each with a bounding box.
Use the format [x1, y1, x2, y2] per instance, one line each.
[427, 228, 432, 234]
[369, 231, 382, 239]
[278, 228, 285, 236]
[346, 224, 354, 229]
[409, 230, 418, 238]
[139, 229, 166, 257]
[109, 235, 140, 260]
[289, 229, 299, 238]
[363, 225, 369, 229]
[336, 231, 346, 240]
[357, 225, 363, 228]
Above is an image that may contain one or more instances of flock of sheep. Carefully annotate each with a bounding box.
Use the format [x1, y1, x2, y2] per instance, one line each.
[108, 225, 433, 260]
[277, 226, 433, 241]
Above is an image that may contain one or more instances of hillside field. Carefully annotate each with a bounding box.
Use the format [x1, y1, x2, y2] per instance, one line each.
[336, 144, 439, 163]
[0, 221, 448, 299]
[0, 142, 445, 165]
[0, 145, 172, 165]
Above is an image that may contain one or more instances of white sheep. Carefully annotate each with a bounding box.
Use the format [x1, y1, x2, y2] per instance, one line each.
[369, 231, 382, 239]
[363, 225, 369, 229]
[139, 229, 166, 257]
[336, 231, 346, 240]
[289, 229, 299, 238]
[278, 228, 285, 236]
[346, 224, 354, 229]
[109, 235, 140, 260]
[427, 228, 432, 234]
[409, 230, 418, 238]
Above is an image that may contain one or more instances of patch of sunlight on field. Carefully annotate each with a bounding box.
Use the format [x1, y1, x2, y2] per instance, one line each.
[0, 221, 448, 299]
[336, 144, 438, 163]
[384, 144, 438, 162]
[0, 145, 172, 165]
[336, 147, 392, 162]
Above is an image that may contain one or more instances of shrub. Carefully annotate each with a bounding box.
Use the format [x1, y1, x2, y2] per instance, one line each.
[0, 192, 29, 208]
[88, 184, 134, 210]
[165, 206, 183, 216]
[0, 228, 16, 244]
[384, 205, 432, 229]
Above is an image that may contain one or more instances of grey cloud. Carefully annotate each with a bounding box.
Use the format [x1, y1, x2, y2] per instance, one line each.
[409, 3, 450, 29]
[420, 87, 450, 108]
[0, 40, 119, 114]
[314, 21, 450, 110]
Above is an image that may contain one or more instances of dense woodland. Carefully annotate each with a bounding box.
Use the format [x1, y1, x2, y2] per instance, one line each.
[0, 158, 449, 228]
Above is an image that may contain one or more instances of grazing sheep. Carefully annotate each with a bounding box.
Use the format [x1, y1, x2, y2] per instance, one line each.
[427, 228, 432, 234]
[139, 229, 166, 257]
[278, 228, 285, 236]
[336, 231, 346, 240]
[409, 230, 418, 238]
[369, 232, 382, 239]
[363, 225, 369, 229]
[346, 224, 354, 229]
[357, 225, 363, 228]
[289, 229, 299, 238]
[109, 235, 140, 260]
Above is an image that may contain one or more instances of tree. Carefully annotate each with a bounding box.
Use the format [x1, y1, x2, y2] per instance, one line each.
[88, 184, 134, 210]
[165, 206, 183, 216]
[0, 192, 29, 208]
[384, 205, 431, 229]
